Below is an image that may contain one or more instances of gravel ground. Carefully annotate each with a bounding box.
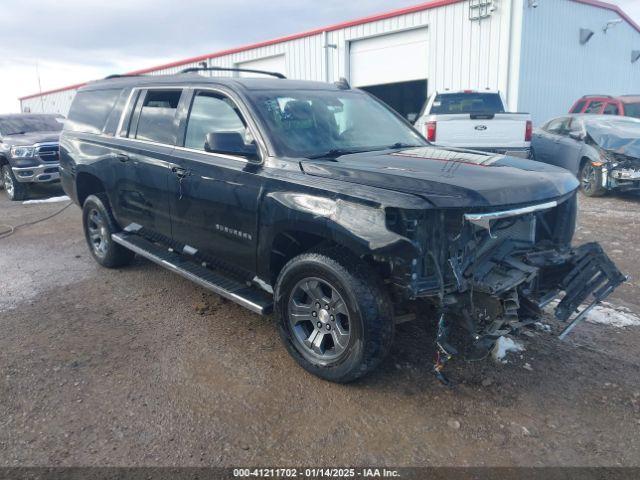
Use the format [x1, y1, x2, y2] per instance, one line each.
[0, 184, 639, 467]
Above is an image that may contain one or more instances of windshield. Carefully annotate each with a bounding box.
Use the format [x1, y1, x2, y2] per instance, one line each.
[249, 89, 426, 158]
[0, 115, 63, 135]
[624, 103, 640, 119]
[430, 93, 505, 115]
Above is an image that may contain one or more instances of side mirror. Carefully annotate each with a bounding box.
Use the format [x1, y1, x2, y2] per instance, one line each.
[204, 132, 259, 160]
[569, 131, 584, 141]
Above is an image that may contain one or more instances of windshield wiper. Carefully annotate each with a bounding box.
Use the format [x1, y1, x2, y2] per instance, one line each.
[307, 148, 369, 160]
[386, 142, 422, 149]
[7, 131, 26, 135]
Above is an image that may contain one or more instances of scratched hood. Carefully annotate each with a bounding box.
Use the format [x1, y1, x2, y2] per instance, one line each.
[300, 146, 579, 208]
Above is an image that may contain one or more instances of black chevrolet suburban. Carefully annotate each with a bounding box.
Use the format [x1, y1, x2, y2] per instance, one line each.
[0, 114, 63, 200]
[59, 69, 625, 383]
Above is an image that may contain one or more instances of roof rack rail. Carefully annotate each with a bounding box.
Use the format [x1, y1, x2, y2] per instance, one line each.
[620, 94, 640, 97]
[179, 66, 286, 79]
[581, 94, 613, 98]
[104, 74, 143, 79]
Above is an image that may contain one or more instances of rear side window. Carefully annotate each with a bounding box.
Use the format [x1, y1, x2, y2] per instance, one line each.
[570, 100, 586, 113]
[430, 93, 505, 114]
[66, 89, 122, 134]
[133, 90, 182, 144]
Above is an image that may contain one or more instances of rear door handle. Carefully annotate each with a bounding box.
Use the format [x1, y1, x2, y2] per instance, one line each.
[113, 153, 129, 163]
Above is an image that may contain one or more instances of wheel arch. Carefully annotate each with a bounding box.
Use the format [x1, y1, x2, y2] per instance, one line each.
[76, 171, 107, 207]
[258, 192, 420, 286]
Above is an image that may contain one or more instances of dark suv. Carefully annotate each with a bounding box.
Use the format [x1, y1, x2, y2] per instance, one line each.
[59, 69, 624, 383]
[0, 114, 63, 200]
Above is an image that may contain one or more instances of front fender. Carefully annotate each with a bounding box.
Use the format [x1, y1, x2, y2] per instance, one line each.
[257, 191, 421, 281]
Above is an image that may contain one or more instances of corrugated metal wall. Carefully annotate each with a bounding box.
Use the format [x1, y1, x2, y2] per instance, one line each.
[21, 0, 515, 116]
[21, 89, 77, 116]
[518, 0, 640, 125]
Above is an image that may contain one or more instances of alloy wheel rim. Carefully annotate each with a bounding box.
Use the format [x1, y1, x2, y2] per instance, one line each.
[287, 277, 351, 362]
[87, 208, 109, 257]
[581, 165, 595, 193]
[4, 168, 14, 198]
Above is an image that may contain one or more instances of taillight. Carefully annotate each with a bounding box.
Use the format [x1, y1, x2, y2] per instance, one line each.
[426, 121, 437, 142]
[525, 120, 533, 142]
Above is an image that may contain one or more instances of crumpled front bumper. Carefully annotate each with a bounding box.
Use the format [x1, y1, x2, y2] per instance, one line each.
[524, 242, 627, 338]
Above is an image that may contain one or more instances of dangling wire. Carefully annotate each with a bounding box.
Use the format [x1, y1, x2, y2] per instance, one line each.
[0, 202, 72, 240]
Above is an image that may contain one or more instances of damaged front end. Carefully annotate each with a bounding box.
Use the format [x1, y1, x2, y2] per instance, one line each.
[601, 150, 640, 190]
[387, 192, 626, 382]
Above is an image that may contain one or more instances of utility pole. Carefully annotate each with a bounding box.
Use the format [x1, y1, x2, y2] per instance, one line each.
[36, 63, 44, 112]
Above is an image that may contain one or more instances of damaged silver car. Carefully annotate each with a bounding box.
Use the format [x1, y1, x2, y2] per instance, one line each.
[532, 114, 640, 196]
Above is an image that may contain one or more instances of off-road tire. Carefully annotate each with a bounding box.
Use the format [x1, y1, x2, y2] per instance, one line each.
[82, 193, 135, 268]
[579, 161, 607, 197]
[274, 247, 394, 383]
[2, 165, 29, 201]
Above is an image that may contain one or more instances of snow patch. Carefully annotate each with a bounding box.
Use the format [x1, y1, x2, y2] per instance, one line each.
[585, 303, 640, 328]
[544, 300, 640, 329]
[23, 195, 70, 205]
[492, 336, 525, 363]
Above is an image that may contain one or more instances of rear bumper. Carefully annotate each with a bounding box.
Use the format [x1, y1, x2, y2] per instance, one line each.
[12, 164, 60, 183]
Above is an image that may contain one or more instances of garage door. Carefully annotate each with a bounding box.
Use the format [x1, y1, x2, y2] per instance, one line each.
[349, 28, 428, 87]
[236, 54, 286, 78]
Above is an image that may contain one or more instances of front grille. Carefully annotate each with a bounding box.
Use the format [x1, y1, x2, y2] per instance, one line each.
[36, 143, 59, 162]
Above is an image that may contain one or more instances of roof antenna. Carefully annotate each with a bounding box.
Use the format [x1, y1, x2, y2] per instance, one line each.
[335, 77, 350, 90]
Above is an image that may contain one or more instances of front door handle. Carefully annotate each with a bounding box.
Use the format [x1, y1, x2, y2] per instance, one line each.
[114, 153, 129, 163]
[172, 166, 189, 178]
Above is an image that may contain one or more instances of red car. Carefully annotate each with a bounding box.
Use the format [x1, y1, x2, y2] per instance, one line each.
[569, 95, 640, 118]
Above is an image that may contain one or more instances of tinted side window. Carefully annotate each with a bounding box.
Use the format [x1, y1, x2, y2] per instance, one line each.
[570, 100, 586, 113]
[545, 118, 569, 134]
[568, 118, 583, 134]
[66, 89, 122, 134]
[134, 90, 182, 144]
[584, 101, 603, 114]
[184, 92, 246, 150]
[603, 103, 619, 115]
[103, 89, 132, 136]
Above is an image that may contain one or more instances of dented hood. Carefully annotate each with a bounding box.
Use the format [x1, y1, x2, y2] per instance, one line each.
[300, 147, 579, 208]
[585, 119, 640, 158]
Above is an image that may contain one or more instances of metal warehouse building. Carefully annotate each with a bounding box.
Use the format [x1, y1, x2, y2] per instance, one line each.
[20, 0, 640, 125]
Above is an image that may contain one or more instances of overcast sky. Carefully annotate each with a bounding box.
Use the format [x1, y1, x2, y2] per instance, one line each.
[1, 0, 639, 113]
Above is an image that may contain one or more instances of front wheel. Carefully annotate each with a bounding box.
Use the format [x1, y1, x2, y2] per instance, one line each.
[2, 165, 29, 201]
[579, 161, 607, 197]
[275, 247, 394, 383]
[82, 194, 135, 268]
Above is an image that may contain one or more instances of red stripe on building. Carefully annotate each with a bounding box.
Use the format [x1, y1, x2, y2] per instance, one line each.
[18, 0, 640, 101]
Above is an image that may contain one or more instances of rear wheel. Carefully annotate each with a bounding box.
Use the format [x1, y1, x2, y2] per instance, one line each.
[275, 247, 394, 383]
[579, 161, 606, 197]
[82, 194, 134, 268]
[2, 165, 29, 201]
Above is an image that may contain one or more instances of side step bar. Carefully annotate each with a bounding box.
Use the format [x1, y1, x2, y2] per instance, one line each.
[112, 232, 273, 315]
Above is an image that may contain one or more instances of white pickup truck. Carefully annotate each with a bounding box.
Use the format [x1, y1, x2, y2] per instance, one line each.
[413, 90, 532, 158]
